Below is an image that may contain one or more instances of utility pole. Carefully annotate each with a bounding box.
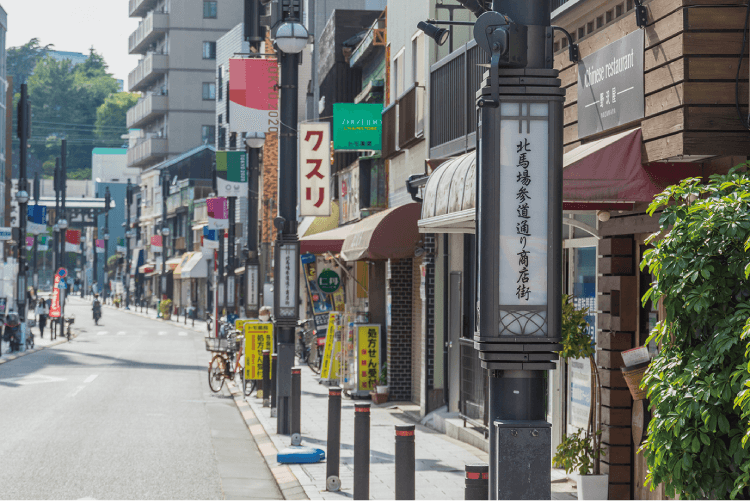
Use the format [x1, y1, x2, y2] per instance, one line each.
[270, 0, 307, 436]
[53, 158, 60, 274]
[103, 187, 111, 303]
[227, 197, 235, 314]
[125, 179, 132, 309]
[32, 172, 39, 289]
[60, 139, 68, 273]
[160, 171, 169, 300]
[16, 83, 30, 323]
[418, 0, 570, 497]
[244, 0, 265, 319]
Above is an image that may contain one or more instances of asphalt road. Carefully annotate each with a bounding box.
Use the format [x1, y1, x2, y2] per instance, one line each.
[0, 297, 282, 500]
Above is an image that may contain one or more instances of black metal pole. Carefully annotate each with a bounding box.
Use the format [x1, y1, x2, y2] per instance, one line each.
[395, 424, 416, 500]
[32, 172, 39, 290]
[104, 187, 110, 304]
[326, 386, 342, 492]
[16, 83, 29, 322]
[125, 179, 132, 310]
[270, 352, 277, 412]
[219, 228, 225, 314]
[262, 349, 270, 406]
[161, 171, 167, 299]
[353, 403, 370, 501]
[53, 158, 59, 276]
[290, 366, 301, 446]
[60, 139, 67, 274]
[228, 196, 235, 314]
[464, 463, 489, 500]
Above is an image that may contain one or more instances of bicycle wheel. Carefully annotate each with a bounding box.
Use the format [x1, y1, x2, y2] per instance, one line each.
[208, 355, 225, 393]
[307, 347, 321, 374]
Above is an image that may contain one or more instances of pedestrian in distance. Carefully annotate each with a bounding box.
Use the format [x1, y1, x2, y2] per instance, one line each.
[36, 300, 47, 339]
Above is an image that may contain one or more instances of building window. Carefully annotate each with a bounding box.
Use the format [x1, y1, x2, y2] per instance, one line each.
[203, 1, 218, 18]
[202, 82, 216, 100]
[218, 126, 226, 148]
[203, 41, 217, 60]
[202, 125, 215, 145]
[218, 65, 223, 100]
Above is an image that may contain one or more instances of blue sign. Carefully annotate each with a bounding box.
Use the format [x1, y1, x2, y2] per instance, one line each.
[301, 253, 316, 264]
[57, 268, 67, 278]
[57, 281, 67, 289]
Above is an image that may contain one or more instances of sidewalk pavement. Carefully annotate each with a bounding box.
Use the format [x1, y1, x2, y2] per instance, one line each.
[0, 315, 76, 364]
[241, 365, 578, 500]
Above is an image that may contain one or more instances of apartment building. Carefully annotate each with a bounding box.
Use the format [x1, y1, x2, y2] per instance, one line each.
[125, 0, 242, 169]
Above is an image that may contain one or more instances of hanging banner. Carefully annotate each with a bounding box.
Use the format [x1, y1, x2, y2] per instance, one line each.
[216, 177, 248, 199]
[96, 239, 105, 254]
[0, 227, 11, 240]
[38, 235, 49, 251]
[27, 205, 47, 235]
[320, 313, 337, 380]
[65, 229, 81, 253]
[207, 197, 228, 230]
[357, 324, 381, 392]
[333, 103, 383, 151]
[229, 58, 279, 134]
[244, 321, 274, 380]
[202, 226, 219, 249]
[25, 236, 34, 251]
[150, 235, 162, 253]
[117, 237, 127, 254]
[49, 269, 65, 318]
[299, 122, 331, 216]
[216, 150, 248, 183]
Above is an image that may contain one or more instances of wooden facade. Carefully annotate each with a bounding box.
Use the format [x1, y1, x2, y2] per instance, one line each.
[555, 0, 749, 160]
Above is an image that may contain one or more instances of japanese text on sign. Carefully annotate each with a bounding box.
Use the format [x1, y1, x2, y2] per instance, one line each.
[357, 325, 380, 392]
[278, 244, 297, 317]
[245, 322, 274, 380]
[300, 123, 331, 216]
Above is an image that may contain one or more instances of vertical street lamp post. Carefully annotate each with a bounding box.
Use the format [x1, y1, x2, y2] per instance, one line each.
[245, 132, 265, 318]
[32, 172, 40, 290]
[79, 235, 86, 296]
[160, 171, 169, 300]
[272, 5, 308, 436]
[227, 197, 235, 315]
[53, 158, 60, 274]
[16, 83, 31, 323]
[103, 187, 111, 304]
[60, 139, 68, 275]
[125, 179, 133, 310]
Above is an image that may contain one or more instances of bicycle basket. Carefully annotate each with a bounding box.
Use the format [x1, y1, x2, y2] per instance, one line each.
[205, 337, 231, 352]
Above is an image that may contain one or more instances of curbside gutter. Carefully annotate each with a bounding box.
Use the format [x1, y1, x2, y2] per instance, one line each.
[226, 382, 308, 500]
[0, 333, 78, 365]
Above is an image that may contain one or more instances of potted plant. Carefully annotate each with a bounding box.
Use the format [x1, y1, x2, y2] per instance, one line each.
[160, 299, 172, 320]
[554, 295, 608, 500]
[370, 363, 388, 405]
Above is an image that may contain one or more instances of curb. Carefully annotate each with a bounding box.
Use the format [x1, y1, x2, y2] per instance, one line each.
[227, 382, 308, 500]
[80, 297, 208, 334]
[0, 333, 77, 365]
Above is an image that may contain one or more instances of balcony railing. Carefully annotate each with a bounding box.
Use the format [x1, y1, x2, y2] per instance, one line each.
[129, 0, 159, 18]
[126, 93, 168, 129]
[128, 53, 168, 93]
[381, 84, 426, 160]
[429, 40, 485, 159]
[127, 136, 168, 167]
[128, 11, 168, 55]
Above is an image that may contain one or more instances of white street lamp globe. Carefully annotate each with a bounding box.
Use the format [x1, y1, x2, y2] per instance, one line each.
[58, 219, 68, 230]
[104, 232, 110, 241]
[245, 131, 266, 149]
[275, 22, 309, 54]
[125, 230, 134, 239]
[15, 190, 29, 204]
[53, 224, 59, 232]
[161, 227, 170, 237]
[80, 236, 86, 243]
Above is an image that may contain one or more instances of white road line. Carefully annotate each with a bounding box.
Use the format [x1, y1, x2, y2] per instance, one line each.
[96, 331, 107, 336]
[84, 374, 98, 384]
[158, 331, 167, 336]
[117, 331, 126, 336]
[69, 385, 86, 398]
[178, 332, 187, 336]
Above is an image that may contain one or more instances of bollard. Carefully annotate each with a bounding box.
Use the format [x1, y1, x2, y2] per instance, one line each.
[326, 386, 342, 492]
[270, 353, 277, 416]
[262, 349, 270, 407]
[290, 366, 302, 445]
[464, 463, 489, 500]
[395, 424, 416, 500]
[353, 403, 370, 500]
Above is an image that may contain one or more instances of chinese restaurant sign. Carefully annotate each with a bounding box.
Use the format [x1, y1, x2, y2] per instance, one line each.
[357, 325, 380, 392]
[299, 122, 331, 216]
[229, 58, 279, 134]
[498, 102, 548, 335]
[577, 29, 644, 138]
[244, 321, 274, 380]
[333, 103, 382, 151]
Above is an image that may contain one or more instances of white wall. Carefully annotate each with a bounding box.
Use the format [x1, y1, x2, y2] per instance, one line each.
[92, 152, 140, 184]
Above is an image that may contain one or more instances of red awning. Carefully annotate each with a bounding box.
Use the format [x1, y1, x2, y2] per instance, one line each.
[299, 224, 352, 255]
[340, 203, 421, 261]
[563, 128, 702, 208]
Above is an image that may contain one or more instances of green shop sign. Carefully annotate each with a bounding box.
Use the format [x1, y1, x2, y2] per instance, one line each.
[317, 269, 341, 293]
[333, 103, 382, 151]
[216, 151, 247, 183]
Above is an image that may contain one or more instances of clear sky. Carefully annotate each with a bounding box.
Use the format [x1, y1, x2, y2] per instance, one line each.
[3, 0, 140, 86]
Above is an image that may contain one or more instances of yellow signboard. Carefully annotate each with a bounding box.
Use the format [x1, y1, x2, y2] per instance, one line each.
[235, 318, 258, 333]
[320, 313, 337, 380]
[357, 325, 380, 392]
[245, 321, 274, 380]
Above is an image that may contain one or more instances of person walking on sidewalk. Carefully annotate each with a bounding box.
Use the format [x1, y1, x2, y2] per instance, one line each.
[36, 300, 48, 339]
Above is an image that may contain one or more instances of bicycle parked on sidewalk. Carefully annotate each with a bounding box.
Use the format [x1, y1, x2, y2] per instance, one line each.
[205, 326, 254, 396]
[296, 318, 321, 374]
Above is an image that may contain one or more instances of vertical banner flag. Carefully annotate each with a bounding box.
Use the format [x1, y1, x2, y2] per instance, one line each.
[228, 58, 278, 134]
[25, 236, 34, 251]
[357, 325, 381, 392]
[333, 103, 383, 151]
[299, 123, 331, 216]
[244, 321, 274, 380]
[96, 239, 105, 254]
[150, 235, 163, 253]
[215, 151, 248, 198]
[207, 197, 228, 230]
[65, 229, 81, 253]
[27, 205, 47, 235]
[116, 237, 126, 253]
[38, 235, 49, 251]
[50, 271, 62, 318]
[202, 226, 219, 249]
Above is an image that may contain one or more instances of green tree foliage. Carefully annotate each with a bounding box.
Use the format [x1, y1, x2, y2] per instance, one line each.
[640, 164, 750, 499]
[18, 48, 127, 178]
[95, 92, 139, 138]
[7, 38, 53, 93]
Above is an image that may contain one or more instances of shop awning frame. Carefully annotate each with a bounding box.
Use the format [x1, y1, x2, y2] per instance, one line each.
[181, 252, 208, 279]
[340, 203, 422, 262]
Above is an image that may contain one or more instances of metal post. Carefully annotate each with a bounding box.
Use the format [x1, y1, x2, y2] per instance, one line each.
[262, 349, 270, 406]
[161, 171, 168, 299]
[228, 197, 235, 314]
[464, 463, 489, 500]
[53, 158, 59, 275]
[125, 179, 132, 309]
[103, 187, 110, 304]
[290, 366, 301, 446]
[270, 352, 277, 415]
[353, 403, 370, 501]
[326, 386, 342, 492]
[16, 83, 29, 323]
[219, 228, 225, 314]
[395, 424, 416, 500]
[60, 139, 67, 274]
[32, 172, 39, 289]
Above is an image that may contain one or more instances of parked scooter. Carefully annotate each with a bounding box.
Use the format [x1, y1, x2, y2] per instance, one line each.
[3, 312, 21, 353]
